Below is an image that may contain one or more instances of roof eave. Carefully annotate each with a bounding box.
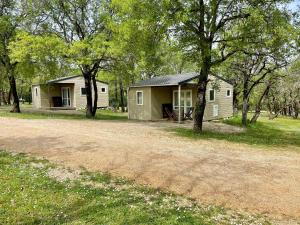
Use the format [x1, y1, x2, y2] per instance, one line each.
[129, 84, 178, 88]
[45, 75, 108, 85]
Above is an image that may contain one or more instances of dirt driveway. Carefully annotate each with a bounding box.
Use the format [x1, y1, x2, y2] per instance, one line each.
[1, 117, 300, 221]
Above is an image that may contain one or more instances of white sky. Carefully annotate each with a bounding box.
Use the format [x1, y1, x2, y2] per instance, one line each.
[288, 0, 299, 11]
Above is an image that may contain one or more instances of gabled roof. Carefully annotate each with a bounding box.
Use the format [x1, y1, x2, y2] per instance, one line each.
[47, 75, 108, 84]
[47, 75, 80, 84]
[130, 72, 231, 87]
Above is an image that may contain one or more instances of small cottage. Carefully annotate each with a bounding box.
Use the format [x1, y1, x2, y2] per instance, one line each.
[128, 72, 233, 121]
[32, 75, 109, 109]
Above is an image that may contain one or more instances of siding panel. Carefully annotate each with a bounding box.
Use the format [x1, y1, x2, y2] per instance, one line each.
[32, 76, 109, 109]
[128, 87, 152, 120]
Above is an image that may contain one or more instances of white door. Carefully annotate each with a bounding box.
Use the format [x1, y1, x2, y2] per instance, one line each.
[61, 87, 71, 107]
[213, 105, 219, 117]
[173, 90, 192, 114]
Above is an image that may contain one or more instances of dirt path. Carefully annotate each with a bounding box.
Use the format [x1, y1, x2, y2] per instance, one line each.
[1, 117, 300, 221]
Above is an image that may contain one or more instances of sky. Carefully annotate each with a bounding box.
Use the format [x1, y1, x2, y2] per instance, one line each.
[288, 0, 299, 11]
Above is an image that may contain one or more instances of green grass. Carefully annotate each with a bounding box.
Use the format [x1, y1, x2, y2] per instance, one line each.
[0, 150, 271, 225]
[173, 116, 300, 149]
[0, 105, 128, 121]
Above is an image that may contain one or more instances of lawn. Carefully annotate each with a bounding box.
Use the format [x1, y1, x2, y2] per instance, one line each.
[173, 116, 300, 149]
[0, 105, 128, 121]
[0, 150, 271, 225]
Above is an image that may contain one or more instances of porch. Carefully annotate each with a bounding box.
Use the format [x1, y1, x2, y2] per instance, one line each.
[45, 83, 75, 109]
[151, 84, 197, 123]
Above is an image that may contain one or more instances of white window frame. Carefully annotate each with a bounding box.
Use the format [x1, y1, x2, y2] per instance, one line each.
[172, 90, 192, 111]
[208, 89, 215, 102]
[80, 87, 86, 96]
[136, 91, 143, 105]
[226, 89, 232, 97]
[100, 86, 107, 93]
[61, 87, 71, 107]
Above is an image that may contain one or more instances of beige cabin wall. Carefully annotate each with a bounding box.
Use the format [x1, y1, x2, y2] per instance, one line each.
[127, 77, 233, 121]
[31, 85, 41, 108]
[151, 86, 172, 120]
[58, 76, 108, 109]
[204, 79, 233, 120]
[128, 86, 152, 120]
[32, 76, 109, 109]
[39, 85, 51, 108]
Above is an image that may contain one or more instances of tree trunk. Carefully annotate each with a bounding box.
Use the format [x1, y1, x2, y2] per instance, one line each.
[233, 88, 239, 115]
[119, 79, 125, 112]
[114, 79, 118, 104]
[242, 96, 248, 126]
[293, 100, 299, 119]
[193, 44, 211, 132]
[267, 97, 273, 118]
[7, 87, 11, 105]
[2, 89, 7, 105]
[288, 105, 292, 117]
[269, 108, 283, 120]
[242, 75, 249, 126]
[283, 95, 287, 116]
[84, 73, 94, 118]
[8, 73, 20, 113]
[193, 72, 209, 132]
[250, 85, 270, 123]
[91, 74, 98, 116]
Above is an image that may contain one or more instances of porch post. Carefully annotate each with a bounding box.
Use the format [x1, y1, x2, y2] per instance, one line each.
[178, 84, 181, 124]
[48, 84, 51, 108]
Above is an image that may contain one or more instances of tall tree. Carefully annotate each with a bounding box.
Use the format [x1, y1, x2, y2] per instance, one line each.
[9, 31, 76, 84]
[221, 5, 295, 125]
[167, 0, 290, 131]
[0, 1, 24, 112]
[107, 0, 171, 109]
[29, 0, 113, 117]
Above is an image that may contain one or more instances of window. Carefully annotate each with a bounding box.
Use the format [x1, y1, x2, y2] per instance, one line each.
[209, 89, 215, 101]
[226, 89, 231, 97]
[136, 91, 143, 105]
[35, 87, 38, 97]
[100, 87, 107, 93]
[173, 90, 192, 111]
[81, 87, 87, 96]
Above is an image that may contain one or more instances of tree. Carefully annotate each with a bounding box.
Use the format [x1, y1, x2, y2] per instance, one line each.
[266, 60, 300, 119]
[0, 1, 24, 112]
[27, 0, 113, 118]
[166, 0, 290, 131]
[0, 63, 9, 105]
[9, 31, 76, 84]
[249, 77, 273, 123]
[107, 0, 174, 110]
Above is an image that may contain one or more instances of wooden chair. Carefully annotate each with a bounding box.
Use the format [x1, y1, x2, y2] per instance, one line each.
[184, 107, 194, 120]
[164, 107, 177, 121]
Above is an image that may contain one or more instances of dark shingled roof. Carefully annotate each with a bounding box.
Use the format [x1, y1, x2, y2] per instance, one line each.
[130, 72, 231, 87]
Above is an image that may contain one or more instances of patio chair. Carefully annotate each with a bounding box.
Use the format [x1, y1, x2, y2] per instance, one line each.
[164, 107, 177, 121]
[184, 107, 194, 120]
